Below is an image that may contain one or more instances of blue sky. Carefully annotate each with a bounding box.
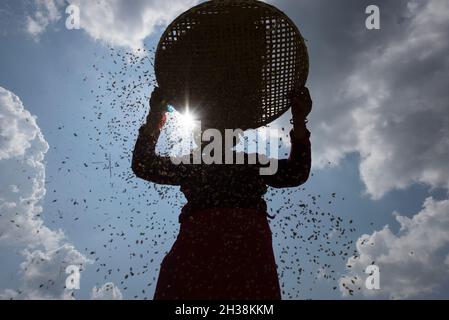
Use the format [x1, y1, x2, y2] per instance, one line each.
[1, 0, 449, 300]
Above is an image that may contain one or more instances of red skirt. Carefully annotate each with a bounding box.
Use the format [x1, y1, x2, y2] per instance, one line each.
[153, 208, 281, 300]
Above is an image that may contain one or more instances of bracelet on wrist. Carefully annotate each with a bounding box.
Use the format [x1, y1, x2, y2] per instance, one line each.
[290, 117, 308, 125]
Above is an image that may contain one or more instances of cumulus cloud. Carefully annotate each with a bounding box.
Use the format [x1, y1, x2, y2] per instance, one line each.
[339, 197, 449, 299]
[25, 0, 64, 39]
[91, 282, 123, 300]
[69, 0, 201, 49]
[0, 86, 55, 248]
[306, 0, 449, 199]
[322, 0, 449, 300]
[0, 86, 90, 299]
[2, 245, 90, 300]
[345, 1, 449, 199]
[24, 0, 202, 49]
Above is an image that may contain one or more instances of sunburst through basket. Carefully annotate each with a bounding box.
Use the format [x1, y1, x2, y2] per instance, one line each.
[155, 0, 309, 130]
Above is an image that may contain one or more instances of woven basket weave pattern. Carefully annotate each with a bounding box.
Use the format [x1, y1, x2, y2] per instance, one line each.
[155, 0, 308, 130]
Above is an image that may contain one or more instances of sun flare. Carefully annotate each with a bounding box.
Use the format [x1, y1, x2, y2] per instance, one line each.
[178, 108, 197, 130]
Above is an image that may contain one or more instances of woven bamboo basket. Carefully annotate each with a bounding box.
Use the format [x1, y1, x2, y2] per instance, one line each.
[155, 0, 309, 130]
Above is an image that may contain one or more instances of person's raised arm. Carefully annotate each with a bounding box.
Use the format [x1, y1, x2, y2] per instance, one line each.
[263, 87, 312, 188]
[131, 87, 187, 185]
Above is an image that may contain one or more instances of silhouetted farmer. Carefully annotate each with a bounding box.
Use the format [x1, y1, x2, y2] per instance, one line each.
[132, 87, 312, 300]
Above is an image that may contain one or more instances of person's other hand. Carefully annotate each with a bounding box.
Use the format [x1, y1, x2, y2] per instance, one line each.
[149, 86, 168, 114]
[290, 86, 312, 124]
[146, 87, 168, 130]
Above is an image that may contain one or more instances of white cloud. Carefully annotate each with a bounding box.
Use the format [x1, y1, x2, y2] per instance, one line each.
[0, 86, 91, 299]
[26, 0, 64, 39]
[339, 197, 449, 299]
[0, 86, 56, 249]
[69, 0, 201, 49]
[310, 0, 449, 199]
[0, 87, 46, 161]
[5, 245, 90, 300]
[91, 282, 123, 300]
[24, 0, 202, 49]
[334, 1, 449, 300]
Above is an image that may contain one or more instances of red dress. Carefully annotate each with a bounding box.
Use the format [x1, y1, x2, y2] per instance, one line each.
[154, 208, 280, 300]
